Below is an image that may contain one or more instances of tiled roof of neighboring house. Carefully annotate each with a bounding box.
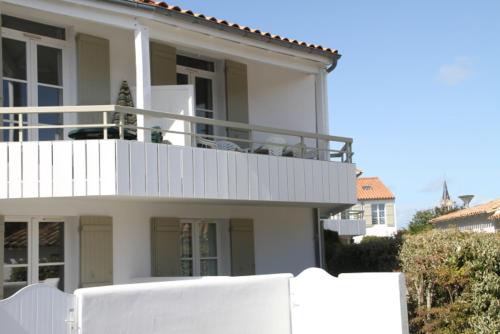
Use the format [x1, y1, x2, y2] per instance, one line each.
[430, 199, 500, 224]
[357, 177, 395, 201]
[130, 1, 339, 56]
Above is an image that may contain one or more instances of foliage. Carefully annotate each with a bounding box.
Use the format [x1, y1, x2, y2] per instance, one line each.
[325, 231, 402, 276]
[400, 230, 500, 334]
[407, 206, 461, 235]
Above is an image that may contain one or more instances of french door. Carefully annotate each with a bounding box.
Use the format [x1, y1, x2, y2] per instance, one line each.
[2, 28, 65, 141]
[3, 218, 66, 298]
[176, 67, 216, 137]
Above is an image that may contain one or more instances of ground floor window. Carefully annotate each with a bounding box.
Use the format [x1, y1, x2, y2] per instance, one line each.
[3, 218, 65, 298]
[180, 219, 222, 276]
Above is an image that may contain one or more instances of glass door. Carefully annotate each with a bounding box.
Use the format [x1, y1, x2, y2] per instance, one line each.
[2, 27, 65, 141]
[3, 218, 65, 298]
[177, 70, 215, 138]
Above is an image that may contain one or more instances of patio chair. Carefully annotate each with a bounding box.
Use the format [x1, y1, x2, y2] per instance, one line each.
[197, 137, 248, 152]
[287, 143, 318, 159]
[263, 136, 287, 156]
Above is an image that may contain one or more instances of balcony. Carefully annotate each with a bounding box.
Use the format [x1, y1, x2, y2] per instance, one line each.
[323, 210, 366, 236]
[0, 105, 356, 207]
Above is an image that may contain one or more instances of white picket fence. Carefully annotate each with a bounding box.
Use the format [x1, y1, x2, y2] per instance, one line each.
[0, 268, 409, 334]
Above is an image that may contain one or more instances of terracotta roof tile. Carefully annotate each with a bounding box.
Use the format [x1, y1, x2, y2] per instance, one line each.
[357, 177, 395, 201]
[131, 1, 338, 56]
[431, 199, 500, 224]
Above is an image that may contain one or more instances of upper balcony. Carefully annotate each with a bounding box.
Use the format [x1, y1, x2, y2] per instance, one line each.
[0, 103, 356, 207]
[0, 1, 356, 208]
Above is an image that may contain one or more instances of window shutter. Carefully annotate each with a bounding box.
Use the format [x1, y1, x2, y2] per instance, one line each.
[363, 204, 373, 227]
[80, 216, 113, 287]
[151, 217, 181, 276]
[76, 34, 110, 124]
[150, 42, 176, 85]
[0, 215, 4, 298]
[225, 60, 250, 146]
[230, 219, 255, 276]
[386, 203, 395, 227]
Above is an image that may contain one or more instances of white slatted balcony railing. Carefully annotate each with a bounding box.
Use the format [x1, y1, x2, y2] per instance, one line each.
[0, 106, 357, 206]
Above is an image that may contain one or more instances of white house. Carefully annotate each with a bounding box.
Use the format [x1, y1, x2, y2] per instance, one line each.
[431, 199, 500, 233]
[0, 0, 357, 299]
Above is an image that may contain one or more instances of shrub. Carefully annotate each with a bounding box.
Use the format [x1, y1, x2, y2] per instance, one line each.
[400, 230, 500, 334]
[325, 231, 401, 276]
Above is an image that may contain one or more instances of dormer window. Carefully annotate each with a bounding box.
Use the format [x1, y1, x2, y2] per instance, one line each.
[362, 185, 372, 191]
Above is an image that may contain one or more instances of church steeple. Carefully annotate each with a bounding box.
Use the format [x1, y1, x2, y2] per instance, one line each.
[440, 181, 453, 209]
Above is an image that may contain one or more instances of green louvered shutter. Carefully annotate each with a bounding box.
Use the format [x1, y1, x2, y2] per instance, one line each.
[150, 42, 176, 85]
[80, 216, 113, 287]
[76, 34, 110, 124]
[225, 60, 250, 146]
[230, 219, 255, 276]
[151, 217, 181, 276]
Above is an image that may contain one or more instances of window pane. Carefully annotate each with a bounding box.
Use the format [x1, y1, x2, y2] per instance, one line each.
[38, 86, 63, 140]
[2, 15, 65, 40]
[199, 223, 217, 257]
[195, 77, 213, 110]
[180, 223, 192, 258]
[2, 81, 28, 141]
[39, 221, 64, 263]
[176, 73, 189, 85]
[37, 45, 63, 86]
[3, 80, 28, 107]
[4, 222, 28, 265]
[3, 266, 28, 298]
[200, 259, 217, 276]
[39, 265, 64, 291]
[2, 38, 26, 80]
[180, 260, 193, 276]
[177, 55, 214, 72]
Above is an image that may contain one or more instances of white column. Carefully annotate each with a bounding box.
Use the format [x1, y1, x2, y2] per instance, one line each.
[134, 23, 151, 142]
[315, 69, 329, 160]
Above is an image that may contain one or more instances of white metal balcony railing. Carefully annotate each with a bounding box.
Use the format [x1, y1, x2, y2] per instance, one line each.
[323, 210, 366, 236]
[0, 106, 357, 204]
[0, 105, 353, 162]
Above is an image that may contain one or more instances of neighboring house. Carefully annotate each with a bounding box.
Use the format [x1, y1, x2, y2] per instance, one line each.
[0, 0, 357, 298]
[353, 177, 397, 239]
[430, 199, 500, 233]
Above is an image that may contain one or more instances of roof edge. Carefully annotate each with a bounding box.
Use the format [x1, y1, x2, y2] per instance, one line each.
[106, 0, 340, 60]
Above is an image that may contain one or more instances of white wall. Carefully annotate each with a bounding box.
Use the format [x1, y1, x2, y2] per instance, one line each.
[0, 198, 316, 288]
[247, 60, 317, 146]
[435, 215, 498, 233]
[75, 274, 292, 334]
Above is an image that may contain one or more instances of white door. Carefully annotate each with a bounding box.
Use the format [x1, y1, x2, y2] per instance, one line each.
[3, 218, 66, 298]
[2, 27, 66, 141]
[177, 59, 217, 140]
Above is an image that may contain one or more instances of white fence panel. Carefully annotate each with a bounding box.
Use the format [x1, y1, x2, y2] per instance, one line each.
[0, 284, 75, 334]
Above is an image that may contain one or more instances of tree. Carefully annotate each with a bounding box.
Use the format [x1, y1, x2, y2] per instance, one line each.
[407, 206, 461, 235]
[400, 230, 500, 334]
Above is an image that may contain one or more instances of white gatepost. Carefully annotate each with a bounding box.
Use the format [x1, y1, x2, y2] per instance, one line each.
[134, 22, 152, 142]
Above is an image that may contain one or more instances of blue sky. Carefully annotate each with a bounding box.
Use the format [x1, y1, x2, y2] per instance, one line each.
[172, 0, 500, 227]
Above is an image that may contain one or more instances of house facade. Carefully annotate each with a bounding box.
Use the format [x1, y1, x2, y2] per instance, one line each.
[0, 0, 357, 298]
[352, 177, 396, 240]
[431, 199, 500, 233]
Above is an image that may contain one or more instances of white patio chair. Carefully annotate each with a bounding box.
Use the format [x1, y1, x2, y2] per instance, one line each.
[263, 136, 287, 156]
[216, 140, 249, 152]
[196, 136, 217, 149]
[288, 143, 318, 159]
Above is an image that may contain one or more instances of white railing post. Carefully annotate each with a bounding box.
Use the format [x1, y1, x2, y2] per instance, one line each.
[134, 22, 151, 142]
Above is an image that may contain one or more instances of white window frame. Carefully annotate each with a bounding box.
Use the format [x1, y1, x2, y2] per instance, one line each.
[3, 216, 69, 293]
[371, 203, 386, 225]
[1, 23, 71, 140]
[179, 218, 226, 276]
